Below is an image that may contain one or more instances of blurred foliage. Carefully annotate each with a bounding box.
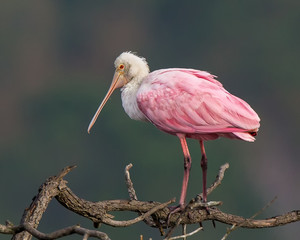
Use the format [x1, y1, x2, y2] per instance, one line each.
[0, 1, 299, 239]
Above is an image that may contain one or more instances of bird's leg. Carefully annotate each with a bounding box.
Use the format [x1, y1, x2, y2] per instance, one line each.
[167, 135, 191, 222]
[199, 140, 208, 203]
[178, 135, 192, 208]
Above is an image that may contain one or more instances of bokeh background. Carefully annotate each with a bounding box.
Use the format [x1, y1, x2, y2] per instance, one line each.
[1, 1, 299, 239]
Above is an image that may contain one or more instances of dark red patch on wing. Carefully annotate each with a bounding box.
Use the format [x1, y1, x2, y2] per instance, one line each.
[249, 131, 257, 136]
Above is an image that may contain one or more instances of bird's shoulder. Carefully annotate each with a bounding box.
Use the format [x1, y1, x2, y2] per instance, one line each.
[137, 68, 222, 96]
[147, 68, 221, 85]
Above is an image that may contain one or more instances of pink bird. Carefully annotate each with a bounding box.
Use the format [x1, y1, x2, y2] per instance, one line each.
[88, 52, 260, 210]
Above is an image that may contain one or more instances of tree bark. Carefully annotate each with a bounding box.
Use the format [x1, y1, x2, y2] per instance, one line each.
[0, 164, 298, 240]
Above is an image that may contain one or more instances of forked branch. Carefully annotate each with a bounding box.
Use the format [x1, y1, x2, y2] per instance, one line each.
[0, 163, 299, 240]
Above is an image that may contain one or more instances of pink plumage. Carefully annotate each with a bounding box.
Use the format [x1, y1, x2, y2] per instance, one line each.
[88, 52, 261, 210]
[137, 68, 260, 142]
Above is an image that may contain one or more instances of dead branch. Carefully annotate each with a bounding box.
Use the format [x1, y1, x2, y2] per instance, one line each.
[11, 166, 76, 240]
[197, 163, 229, 200]
[100, 199, 175, 227]
[220, 196, 278, 240]
[1, 163, 299, 240]
[1, 223, 110, 240]
[125, 163, 138, 201]
[165, 226, 203, 240]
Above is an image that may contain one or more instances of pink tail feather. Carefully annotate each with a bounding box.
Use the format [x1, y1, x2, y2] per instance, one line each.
[232, 132, 256, 142]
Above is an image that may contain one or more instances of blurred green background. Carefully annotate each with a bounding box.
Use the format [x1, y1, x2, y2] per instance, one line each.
[0, 1, 299, 239]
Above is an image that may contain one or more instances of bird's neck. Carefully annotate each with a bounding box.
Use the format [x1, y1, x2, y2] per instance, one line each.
[121, 75, 148, 121]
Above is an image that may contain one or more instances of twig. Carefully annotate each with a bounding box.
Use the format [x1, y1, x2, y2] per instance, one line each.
[0, 221, 16, 234]
[83, 233, 89, 240]
[125, 163, 138, 200]
[198, 163, 229, 200]
[0, 223, 110, 240]
[165, 226, 203, 240]
[220, 224, 236, 240]
[182, 224, 186, 240]
[251, 196, 278, 219]
[164, 215, 183, 239]
[125, 163, 158, 228]
[101, 198, 175, 227]
[21, 223, 110, 240]
[220, 196, 278, 240]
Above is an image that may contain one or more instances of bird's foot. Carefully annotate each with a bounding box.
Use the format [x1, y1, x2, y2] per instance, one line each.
[194, 196, 222, 214]
[194, 200, 222, 208]
[167, 204, 185, 226]
[198, 202, 216, 228]
[193, 198, 222, 228]
[168, 203, 185, 213]
[195, 195, 211, 214]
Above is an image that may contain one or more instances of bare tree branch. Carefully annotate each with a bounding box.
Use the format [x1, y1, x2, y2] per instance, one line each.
[197, 163, 229, 200]
[165, 226, 203, 240]
[125, 163, 138, 201]
[100, 198, 175, 227]
[1, 223, 110, 240]
[1, 163, 299, 240]
[11, 166, 76, 240]
[220, 196, 278, 240]
[21, 223, 110, 240]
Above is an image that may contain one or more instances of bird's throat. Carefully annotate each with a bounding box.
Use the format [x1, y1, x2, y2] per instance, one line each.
[121, 78, 147, 121]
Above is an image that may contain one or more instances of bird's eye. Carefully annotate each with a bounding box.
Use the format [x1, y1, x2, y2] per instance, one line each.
[119, 64, 125, 70]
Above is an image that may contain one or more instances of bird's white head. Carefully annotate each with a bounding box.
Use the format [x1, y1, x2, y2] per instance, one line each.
[87, 52, 150, 133]
[114, 52, 150, 81]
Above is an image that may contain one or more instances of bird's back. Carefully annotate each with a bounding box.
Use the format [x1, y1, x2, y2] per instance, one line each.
[137, 68, 260, 142]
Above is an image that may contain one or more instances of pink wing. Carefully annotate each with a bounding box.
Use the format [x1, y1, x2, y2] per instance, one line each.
[136, 68, 260, 141]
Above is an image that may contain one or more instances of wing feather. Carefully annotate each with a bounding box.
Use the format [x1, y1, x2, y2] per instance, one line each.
[137, 69, 260, 137]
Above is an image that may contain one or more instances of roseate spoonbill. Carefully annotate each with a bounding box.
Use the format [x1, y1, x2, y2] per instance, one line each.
[88, 52, 260, 209]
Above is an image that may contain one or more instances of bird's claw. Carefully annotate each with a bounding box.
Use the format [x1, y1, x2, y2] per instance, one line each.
[167, 204, 185, 226]
[192, 201, 222, 214]
[188, 197, 222, 216]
